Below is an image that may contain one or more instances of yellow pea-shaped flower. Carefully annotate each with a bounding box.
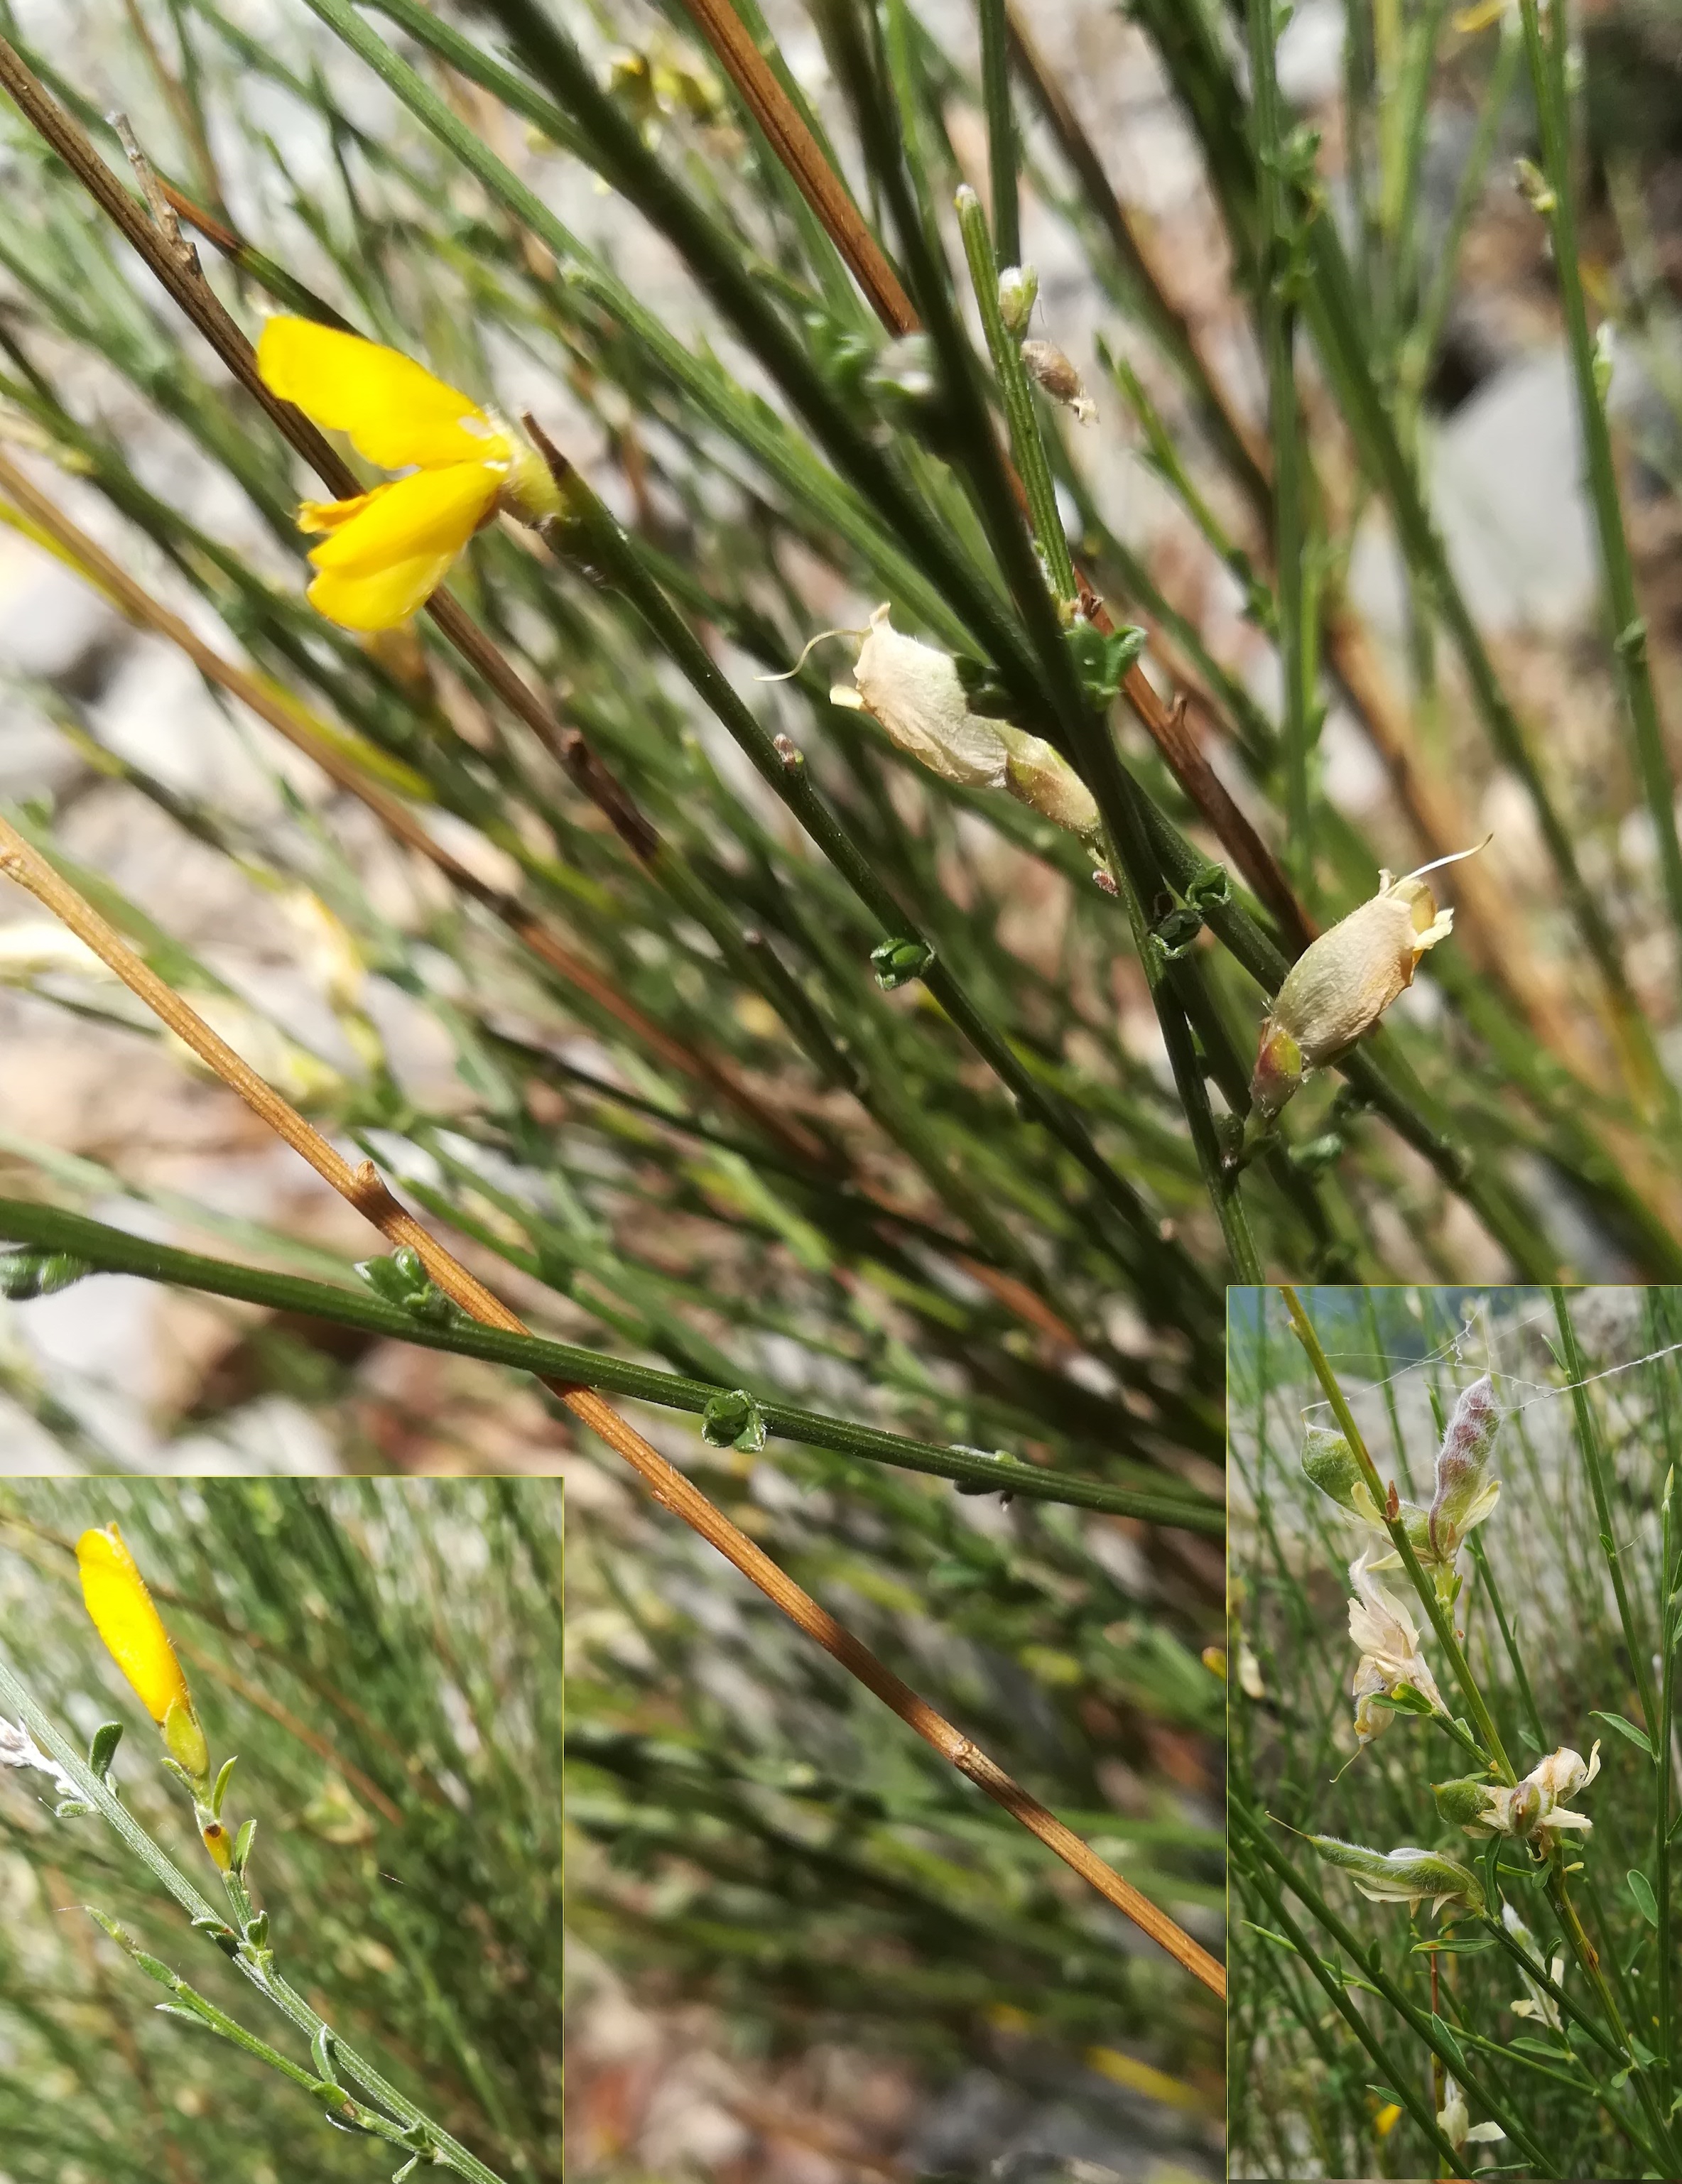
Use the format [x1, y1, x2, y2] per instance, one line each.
[256, 315, 563, 633]
[77, 1524, 209, 1782]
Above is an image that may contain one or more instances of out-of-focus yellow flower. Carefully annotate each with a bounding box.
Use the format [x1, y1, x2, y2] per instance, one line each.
[1372, 2101, 1401, 2139]
[76, 1524, 208, 1781]
[255, 316, 562, 632]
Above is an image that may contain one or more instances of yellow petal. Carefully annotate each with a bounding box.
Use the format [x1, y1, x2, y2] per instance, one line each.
[77, 1524, 193, 1730]
[298, 490, 380, 536]
[306, 547, 462, 631]
[256, 315, 506, 469]
[306, 463, 500, 577]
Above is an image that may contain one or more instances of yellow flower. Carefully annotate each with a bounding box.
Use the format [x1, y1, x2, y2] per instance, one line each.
[76, 1524, 208, 1781]
[255, 316, 562, 632]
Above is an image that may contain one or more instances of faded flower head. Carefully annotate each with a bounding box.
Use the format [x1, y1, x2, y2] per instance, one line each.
[1347, 1543, 1445, 1746]
[1436, 1741, 1600, 1853]
[831, 607, 1100, 839]
[1308, 1832, 1485, 1919]
[1438, 2077, 1505, 2154]
[256, 316, 563, 631]
[1300, 1386, 1499, 1612]
[1503, 1897, 1566, 2027]
[1250, 858, 1465, 1121]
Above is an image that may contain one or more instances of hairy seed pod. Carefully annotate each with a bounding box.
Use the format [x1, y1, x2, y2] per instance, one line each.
[1433, 1775, 1499, 1829]
[1307, 1834, 1485, 1916]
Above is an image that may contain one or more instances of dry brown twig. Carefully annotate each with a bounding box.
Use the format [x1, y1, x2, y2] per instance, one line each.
[0, 810, 1224, 1997]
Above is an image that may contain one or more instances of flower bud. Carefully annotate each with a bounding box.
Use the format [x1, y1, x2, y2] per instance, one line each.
[77, 1526, 209, 1786]
[1301, 1423, 1369, 1515]
[997, 725, 1100, 839]
[1427, 1376, 1502, 1555]
[1433, 1774, 1499, 1829]
[998, 264, 1038, 336]
[1019, 339, 1097, 425]
[1249, 863, 1460, 1121]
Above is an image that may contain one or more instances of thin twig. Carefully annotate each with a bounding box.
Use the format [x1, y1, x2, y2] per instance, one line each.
[0, 442, 813, 1165]
[0, 813, 1224, 1996]
[665, 0, 1309, 952]
[0, 33, 656, 864]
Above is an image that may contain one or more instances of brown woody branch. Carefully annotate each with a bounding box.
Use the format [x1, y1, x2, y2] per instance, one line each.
[0, 813, 1224, 1998]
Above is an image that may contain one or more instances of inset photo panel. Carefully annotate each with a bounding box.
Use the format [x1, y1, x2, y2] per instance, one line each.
[0, 1475, 565, 2183]
[1230, 1286, 1682, 2183]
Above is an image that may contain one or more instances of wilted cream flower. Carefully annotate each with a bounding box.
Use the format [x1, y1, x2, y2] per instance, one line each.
[1438, 2077, 1505, 2153]
[1250, 847, 1485, 1123]
[830, 607, 1100, 839]
[1348, 1542, 1445, 1746]
[1503, 1898, 1566, 2027]
[1437, 1742, 1600, 1853]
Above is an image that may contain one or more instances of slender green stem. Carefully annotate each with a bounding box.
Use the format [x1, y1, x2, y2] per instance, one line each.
[1467, 1530, 1548, 1752]
[976, 0, 1018, 266]
[0, 1198, 1216, 1526]
[1245, 0, 1316, 887]
[1232, 1790, 1556, 2174]
[1233, 1840, 1473, 2178]
[1518, 0, 1682, 996]
[1547, 1856, 1682, 2174]
[1399, 13, 1521, 418]
[0, 1658, 509, 2184]
[953, 184, 1075, 600]
[1280, 1284, 1516, 1779]
[1551, 1287, 1662, 1737]
[1657, 1450, 1677, 2109]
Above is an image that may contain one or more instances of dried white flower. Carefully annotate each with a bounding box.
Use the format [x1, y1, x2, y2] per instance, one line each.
[831, 607, 1100, 839]
[1503, 1898, 1566, 2027]
[1439, 2076, 1505, 2152]
[1347, 1542, 1445, 1745]
[1250, 846, 1486, 1122]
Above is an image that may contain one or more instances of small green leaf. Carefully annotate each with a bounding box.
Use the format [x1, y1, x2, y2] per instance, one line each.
[1371, 1682, 1436, 1717]
[869, 935, 933, 990]
[210, 1754, 239, 1819]
[1429, 2011, 1467, 2077]
[1628, 1870, 1659, 1930]
[1590, 1710, 1656, 1759]
[86, 1722, 122, 1783]
[700, 1388, 767, 1452]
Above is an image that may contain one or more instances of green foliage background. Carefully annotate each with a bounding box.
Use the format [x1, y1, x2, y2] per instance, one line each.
[1231, 1286, 1682, 2182]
